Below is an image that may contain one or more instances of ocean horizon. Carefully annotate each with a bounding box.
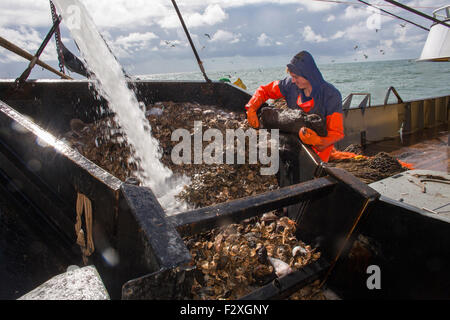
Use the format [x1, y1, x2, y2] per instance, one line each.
[140, 58, 450, 107]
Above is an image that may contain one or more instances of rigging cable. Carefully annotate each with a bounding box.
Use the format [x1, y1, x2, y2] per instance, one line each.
[171, 0, 211, 83]
[357, 0, 429, 31]
[383, 0, 450, 29]
[313, 0, 442, 9]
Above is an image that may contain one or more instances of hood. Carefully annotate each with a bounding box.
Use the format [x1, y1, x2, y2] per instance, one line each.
[287, 51, 325, 96]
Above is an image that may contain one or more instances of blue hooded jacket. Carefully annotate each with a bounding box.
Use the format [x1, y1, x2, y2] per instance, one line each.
[244, 50, 345, 161]
[279, 51, 342, 118]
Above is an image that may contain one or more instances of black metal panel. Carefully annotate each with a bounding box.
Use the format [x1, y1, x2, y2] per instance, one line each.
[0, 100, 127, 297]
[0, 80, 252, 138]
[0, 165, 79, 264]
[120, 183, 192, 269]
[168, 176, 337, 238]
[295, 166, 380, 261]
[116, 184, 192, 299]
[122, 266, 195, 300]
[329, 196, 450, 299]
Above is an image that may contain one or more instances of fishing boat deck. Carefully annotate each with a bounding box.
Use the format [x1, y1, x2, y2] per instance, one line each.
[363, 125, 449, 174]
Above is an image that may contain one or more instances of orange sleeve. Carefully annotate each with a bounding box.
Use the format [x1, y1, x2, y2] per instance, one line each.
[316, 112, 344, 151]
[245, 81, 284, 111]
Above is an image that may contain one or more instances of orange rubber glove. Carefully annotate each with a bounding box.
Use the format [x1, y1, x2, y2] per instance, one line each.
[246, 108, 260, 128]
[299, 127, 322, 146]
[245, 81, 283, 129]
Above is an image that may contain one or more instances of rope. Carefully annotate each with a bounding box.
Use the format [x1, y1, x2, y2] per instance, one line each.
[75, 192, 95, 265]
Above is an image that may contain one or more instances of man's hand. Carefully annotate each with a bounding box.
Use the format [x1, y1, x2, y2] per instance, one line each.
[299, 127, 322, 147]
[247, 108, 260, 128]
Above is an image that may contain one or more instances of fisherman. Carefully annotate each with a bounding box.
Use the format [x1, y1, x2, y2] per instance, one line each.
[245, 51, 344, 162]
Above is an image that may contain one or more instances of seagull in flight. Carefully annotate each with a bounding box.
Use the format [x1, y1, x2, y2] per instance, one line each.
[204, 33, 211, 40]
[164, 40, 176, 47]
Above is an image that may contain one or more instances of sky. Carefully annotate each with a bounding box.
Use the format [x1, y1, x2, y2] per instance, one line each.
[0, 0, 446, 79]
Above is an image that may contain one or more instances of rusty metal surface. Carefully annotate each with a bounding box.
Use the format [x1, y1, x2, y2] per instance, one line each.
[337, 94, 449, 149]
[378, 128, 448, 173]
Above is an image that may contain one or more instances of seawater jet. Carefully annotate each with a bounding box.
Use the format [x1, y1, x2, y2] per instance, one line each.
[52, 0, 188, 214]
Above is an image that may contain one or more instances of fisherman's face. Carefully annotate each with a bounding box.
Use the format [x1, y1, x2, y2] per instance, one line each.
[289, 72, 310, 90]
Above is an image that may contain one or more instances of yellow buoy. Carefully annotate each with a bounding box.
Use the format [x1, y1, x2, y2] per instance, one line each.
[233, 78, 247, 90]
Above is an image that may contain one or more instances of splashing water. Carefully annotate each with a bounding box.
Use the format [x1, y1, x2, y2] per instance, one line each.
[52, 0, 188, 214]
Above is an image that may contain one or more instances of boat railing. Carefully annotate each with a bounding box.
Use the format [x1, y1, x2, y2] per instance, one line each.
[342, 93, 371, 111]
[433, 5, 450, 21]
[384, 86, 404, 105]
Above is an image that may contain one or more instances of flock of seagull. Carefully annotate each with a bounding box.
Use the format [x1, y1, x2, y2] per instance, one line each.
[162, 24, 409, 62]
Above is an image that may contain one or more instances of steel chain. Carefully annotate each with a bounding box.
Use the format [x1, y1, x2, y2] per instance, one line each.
[49, 0, 66, 74]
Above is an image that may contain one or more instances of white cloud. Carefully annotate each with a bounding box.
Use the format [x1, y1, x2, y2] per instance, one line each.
[188, 4, 228, 27]
[211, 30, 240, 43]
[0, 1, 50, 28]
[257, 33, 272, 47]
[297, 0, 333, 12]
[393, 25, 426, 45]
[81, 0, 167, 28]
[159, 4, 228, 29]
[0, 26, 57, 62]
[339, 21, 376, 41]
[326, 15, 335, 22]
[331, 31, 345, 39]
[302, 26, 328, 43]
[103, 31, 160, 58]
[343, 6, 371, 20]
[115, 32, 158, 50]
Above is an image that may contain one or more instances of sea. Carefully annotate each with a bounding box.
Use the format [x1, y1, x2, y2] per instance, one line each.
[141, 59, 450, 107]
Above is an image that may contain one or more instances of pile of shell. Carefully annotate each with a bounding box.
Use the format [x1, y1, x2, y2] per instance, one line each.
[147, 101, 279, 208]
[329, 147, 407, 184]
[62, 101, 279, 208]
[185, 212, 321, 300]
[61, 118, 137, 182]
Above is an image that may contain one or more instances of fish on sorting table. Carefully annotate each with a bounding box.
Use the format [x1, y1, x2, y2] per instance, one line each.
[269, 256, 293, 277]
